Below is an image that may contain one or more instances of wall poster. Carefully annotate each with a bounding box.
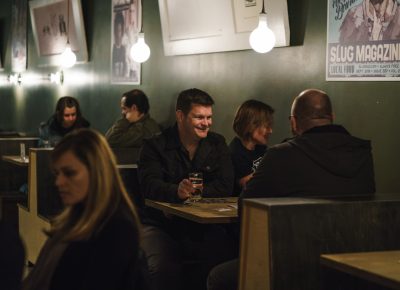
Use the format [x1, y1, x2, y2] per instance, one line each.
[111, 0, 141, 84]
[12, 0, 27, 72]
[327, 0, 400, 81]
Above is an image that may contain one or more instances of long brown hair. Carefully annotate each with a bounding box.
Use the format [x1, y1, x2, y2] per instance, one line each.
[48, 129, 140, 241]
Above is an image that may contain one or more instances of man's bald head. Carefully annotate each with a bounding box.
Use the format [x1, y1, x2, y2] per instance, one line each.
[290, 89, 333, 135]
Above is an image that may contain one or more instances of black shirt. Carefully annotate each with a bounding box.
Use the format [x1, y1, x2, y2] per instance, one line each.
[229, 137, 267, 196]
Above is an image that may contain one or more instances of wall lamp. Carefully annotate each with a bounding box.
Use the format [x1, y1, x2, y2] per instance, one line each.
[8, 73, 23, 85]
[49, 71, 64, 84]
[130, 0, 150, 63]
[249, 0, 276, 53]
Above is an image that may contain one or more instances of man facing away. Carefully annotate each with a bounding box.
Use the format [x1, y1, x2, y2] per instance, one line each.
[243, 88, 376, 198]
[207, 88, 375, 290]
[105, 89, 160, 148]
[139, 88, 235, 290]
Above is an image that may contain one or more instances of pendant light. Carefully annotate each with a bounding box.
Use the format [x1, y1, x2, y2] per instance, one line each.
[130, 0, 150, 63]
[249, 0, 276, 53]
[60, 0, 76, 68]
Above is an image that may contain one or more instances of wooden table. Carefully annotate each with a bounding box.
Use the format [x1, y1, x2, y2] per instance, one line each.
[2, 155, 29, 166]
[145, 197, 238, 224]
[321, 251, 400, 290]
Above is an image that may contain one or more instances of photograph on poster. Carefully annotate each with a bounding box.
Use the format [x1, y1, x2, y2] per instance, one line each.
[29, 0, 88, 66]
[326, 0, 400, 81]
[111, 0, 141, 84]
[12, 0, 27, 73]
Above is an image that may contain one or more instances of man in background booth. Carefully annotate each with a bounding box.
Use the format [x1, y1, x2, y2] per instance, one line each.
[105, 89, 160, 148]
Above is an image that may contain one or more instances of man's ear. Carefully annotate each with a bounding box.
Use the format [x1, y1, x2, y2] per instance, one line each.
[176, 110, 184, 123]
[331, 112, 335, 122]
[290, 117, 299, 136]
[130, 104, 138, 111]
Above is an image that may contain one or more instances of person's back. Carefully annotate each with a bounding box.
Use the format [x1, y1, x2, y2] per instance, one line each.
[243, 89, 375, 199]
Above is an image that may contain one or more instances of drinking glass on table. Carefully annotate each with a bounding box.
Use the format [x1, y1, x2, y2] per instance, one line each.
[188, 172, 203, 202]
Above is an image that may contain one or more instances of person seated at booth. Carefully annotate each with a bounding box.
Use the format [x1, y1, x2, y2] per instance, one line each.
[38, 96, 90, 147]
[138, 88, 235, 290]
[207, 88, 376, 290]
[229, 100, 274, 195]
[105, 89, 160, 148]
[22, 129, 148, 290]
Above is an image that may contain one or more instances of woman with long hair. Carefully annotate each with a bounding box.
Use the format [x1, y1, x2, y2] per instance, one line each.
[23, 129, 143, 290]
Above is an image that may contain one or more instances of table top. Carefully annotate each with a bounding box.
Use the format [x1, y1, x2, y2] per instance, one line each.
[145, 197, 238, 224]
[321, 250, 400, 289]
[2, 155, 29, 166]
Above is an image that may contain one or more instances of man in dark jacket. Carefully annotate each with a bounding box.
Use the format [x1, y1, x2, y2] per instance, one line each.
[244, 88, 375, 198]
[207, 89, 376, 290]
[139, 88, 234, 290]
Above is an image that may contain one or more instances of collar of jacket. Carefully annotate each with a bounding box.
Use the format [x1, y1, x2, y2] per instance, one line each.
[164, 124, 212, 164]
[303, 124, 350, 135]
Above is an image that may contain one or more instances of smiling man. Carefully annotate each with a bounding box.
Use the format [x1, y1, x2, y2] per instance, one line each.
[138, 88, 234, 290]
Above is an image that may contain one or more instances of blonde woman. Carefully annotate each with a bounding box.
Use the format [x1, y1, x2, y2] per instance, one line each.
[23, 129, 144, 290]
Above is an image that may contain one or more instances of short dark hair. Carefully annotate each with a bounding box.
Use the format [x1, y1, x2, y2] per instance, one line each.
[176, 88, 214, 115]
[55, 96, 82, 124]
[233, 100, 274, 141]
[122, 89, 150, 114]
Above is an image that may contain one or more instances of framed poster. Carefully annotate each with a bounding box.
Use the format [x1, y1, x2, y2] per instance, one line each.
[327, 0, 400, 81]
[158, 0, 290, 56]
[12, 0, 27, 72]
[111, 0, 141, 84]
[29, 0, 88, 67]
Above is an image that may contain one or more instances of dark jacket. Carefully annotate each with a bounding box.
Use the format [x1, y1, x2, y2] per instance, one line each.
[38, 115, 90, 147]
[49, 207, 145, 290]
[105, 114, 160, 148]
[138, 124, 234, 203]
[243, 125, 375, 199]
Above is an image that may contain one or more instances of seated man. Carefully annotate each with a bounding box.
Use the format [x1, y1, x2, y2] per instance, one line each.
[139, 88, 234, 290]
[207, 88, 376, 290]
[105, 89, 160, 148]
[244, 88, 375, 198]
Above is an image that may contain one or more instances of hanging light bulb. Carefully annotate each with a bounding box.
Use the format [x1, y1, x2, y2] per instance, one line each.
[60, 43, 76, 68]
[130, 32, 150, 63]
[249, 2, 276, 53]
[60, 0, 76, 68]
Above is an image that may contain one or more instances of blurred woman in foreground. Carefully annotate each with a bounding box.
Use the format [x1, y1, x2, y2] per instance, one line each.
[23, 129, 144, 290]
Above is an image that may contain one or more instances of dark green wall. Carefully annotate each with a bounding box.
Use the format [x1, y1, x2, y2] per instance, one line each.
[1, 0, 399, 194]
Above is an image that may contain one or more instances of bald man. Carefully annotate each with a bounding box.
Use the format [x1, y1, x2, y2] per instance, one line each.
[242, 89, 375, 198]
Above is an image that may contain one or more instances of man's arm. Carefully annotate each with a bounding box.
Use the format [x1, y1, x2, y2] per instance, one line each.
[105, 118, 144, 148]
[202, 137, 234, 197]
[138, 139, 182, 203]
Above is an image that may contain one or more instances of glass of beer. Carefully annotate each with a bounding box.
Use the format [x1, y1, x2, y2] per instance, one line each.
[188, 172, 203, 202]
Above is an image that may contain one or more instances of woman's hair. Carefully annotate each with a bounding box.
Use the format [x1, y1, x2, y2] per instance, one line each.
[233, 100, 274, 141]
[55, 96, 82, 124]
[48, 128, 139, 241]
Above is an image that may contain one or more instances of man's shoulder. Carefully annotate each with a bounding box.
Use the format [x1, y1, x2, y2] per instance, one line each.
[205, 131, 227, 144]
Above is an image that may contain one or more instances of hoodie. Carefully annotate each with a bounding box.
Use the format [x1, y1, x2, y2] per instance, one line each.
[243, 125, 375, 198]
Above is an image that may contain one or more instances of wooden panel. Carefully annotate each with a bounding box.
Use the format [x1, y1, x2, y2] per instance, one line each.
[239, 203, 270, 290]
[239, 196, 400, 290]
[19, 149, 50, 264]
